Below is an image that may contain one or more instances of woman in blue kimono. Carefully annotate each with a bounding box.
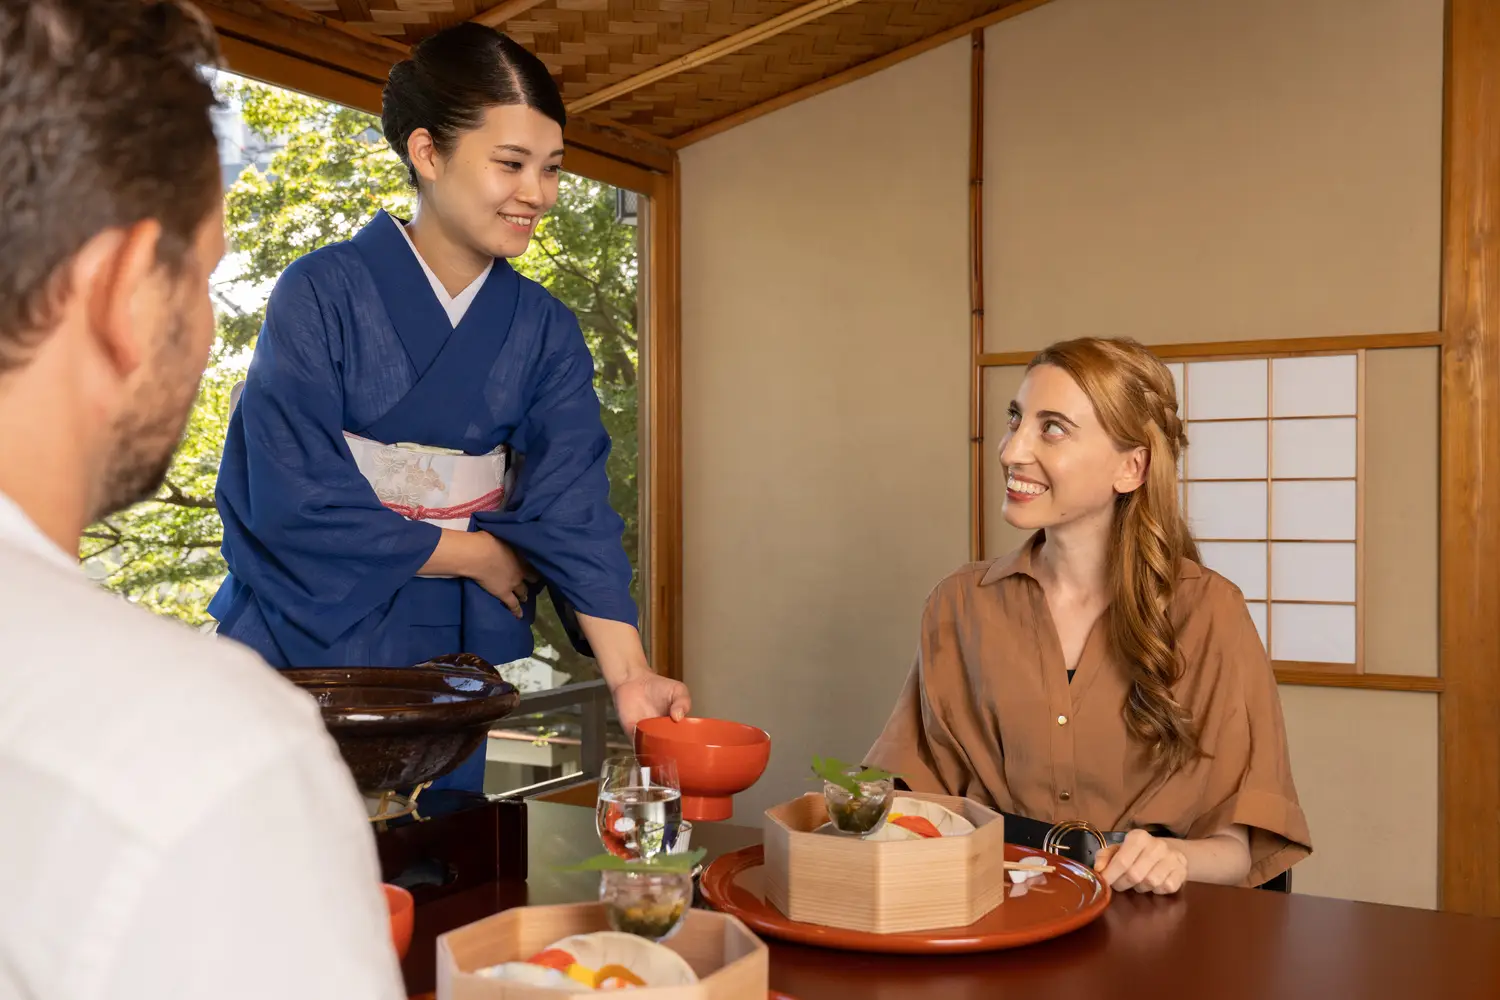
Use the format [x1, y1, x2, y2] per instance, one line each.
[209, 22, 689, 792]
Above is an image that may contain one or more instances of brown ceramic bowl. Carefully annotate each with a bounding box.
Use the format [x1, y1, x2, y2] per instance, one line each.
[283, 660, 520, 793]
[383, 883, 414, 960]
[635, 717, 771, 822]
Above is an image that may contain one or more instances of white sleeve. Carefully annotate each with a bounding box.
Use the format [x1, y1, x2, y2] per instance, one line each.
[104, 741, 406, 999]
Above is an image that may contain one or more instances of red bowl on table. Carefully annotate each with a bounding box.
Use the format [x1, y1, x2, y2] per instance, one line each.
[383, 883, 414, 961]
[635, 717, 771, 822]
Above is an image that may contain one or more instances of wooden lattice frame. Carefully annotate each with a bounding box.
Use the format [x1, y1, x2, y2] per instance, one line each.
[1171, 350, 1366, 676]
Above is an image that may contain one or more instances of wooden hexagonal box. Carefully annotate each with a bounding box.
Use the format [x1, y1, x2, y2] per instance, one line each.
[762, 790, 1007, 934]
[436, 903, 768, 999]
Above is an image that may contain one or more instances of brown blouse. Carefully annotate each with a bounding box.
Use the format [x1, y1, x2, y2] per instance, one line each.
[865, 532, 1312, 887]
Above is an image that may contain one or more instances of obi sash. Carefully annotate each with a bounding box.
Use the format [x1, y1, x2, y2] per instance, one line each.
[342, 433, 514, 531]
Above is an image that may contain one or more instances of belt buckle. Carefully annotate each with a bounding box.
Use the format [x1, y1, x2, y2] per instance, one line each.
[1042, 819, 1107, 862]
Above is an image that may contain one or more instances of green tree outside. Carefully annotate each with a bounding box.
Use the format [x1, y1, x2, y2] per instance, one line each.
[79, 75, 642, 685]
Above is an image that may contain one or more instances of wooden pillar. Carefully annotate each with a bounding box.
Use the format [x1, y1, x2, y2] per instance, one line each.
[645, 164, 684, 683]
[968, 29, 986, 562]
[1439, 0, 1500, 917]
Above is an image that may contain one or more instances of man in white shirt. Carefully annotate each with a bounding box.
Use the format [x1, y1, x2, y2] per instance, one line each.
[0, 3, 405, 997]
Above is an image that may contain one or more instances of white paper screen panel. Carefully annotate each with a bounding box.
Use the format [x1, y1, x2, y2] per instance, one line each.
[1246, 602, 1269, 648]
[1272, 418, 1358, 478]
[1174, 352, 1362, 668]
[1272, 542, 1357, 602]
[1198, 541, 1268, 599]
[1185, 359, 1268, 419]
[1272, 603, 1357, 663]
[1187, 481, 1267, 539]
[1272, 481, 1357, 540]
[1186, 421, 1267, 479]
[1272, 355, 1359, 416]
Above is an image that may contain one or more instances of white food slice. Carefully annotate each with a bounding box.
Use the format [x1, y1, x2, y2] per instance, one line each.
[864, 796, 976, 841]
[546, 931, 699, 986]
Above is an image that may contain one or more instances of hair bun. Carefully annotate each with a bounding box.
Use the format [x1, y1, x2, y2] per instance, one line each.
[378, 22, 565, 188]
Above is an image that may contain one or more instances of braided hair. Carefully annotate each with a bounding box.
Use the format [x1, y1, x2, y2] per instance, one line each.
[1028, 338, 1204, 773]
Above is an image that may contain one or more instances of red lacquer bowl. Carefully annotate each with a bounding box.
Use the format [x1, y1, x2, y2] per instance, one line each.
[635, 717, 771, 821]
[383, 883, 414, 961]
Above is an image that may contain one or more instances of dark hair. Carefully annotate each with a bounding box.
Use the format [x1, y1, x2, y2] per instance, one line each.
[0, 0, 221, 373]
[382, 22, 566, 187]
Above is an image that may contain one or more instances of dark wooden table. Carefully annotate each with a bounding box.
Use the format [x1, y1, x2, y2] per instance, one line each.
[404, 802, 1500, 1000]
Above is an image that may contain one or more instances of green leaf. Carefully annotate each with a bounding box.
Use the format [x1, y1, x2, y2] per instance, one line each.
[557, 848, 707, 874]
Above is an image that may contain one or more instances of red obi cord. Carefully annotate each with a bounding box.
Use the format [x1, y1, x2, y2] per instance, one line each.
[383, 486, 506, 522]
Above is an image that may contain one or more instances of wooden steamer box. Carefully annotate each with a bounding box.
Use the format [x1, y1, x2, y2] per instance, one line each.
[436, 903, 768, 999]
[762, 791, 1007, 934]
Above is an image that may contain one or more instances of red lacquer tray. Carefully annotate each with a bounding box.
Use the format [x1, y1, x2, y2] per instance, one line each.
[699, 843, 1110, 954]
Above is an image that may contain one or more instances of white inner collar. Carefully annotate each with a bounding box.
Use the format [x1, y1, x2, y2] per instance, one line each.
[391, 214, 493, 328]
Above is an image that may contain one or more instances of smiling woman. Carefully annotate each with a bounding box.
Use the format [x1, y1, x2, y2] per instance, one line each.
[866, 336, 1310, 896]
[382, 24, 567, 268]
[208, 21, 689, 796]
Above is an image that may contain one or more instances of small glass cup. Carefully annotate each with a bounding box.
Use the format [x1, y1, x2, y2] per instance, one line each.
[596, 754, 682, 860]
[599, 868, 694, 942]
[667, 819, 694, 855]
[823, 769, 894, 836]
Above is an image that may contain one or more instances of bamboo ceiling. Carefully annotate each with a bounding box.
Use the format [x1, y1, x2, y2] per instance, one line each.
[198, 0, 1042, 149]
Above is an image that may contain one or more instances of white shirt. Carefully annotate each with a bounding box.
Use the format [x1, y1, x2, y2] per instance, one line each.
[0, 492, 405, 1000]
[392, 214, 491, 327]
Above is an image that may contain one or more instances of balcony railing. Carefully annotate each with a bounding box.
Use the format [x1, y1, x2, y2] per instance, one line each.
[487, 678, 624, 802]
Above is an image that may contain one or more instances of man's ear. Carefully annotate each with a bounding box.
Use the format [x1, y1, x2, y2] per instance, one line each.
[74, 219, 165, 378]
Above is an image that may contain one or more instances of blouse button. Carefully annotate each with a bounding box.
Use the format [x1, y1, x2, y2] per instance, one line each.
[1059, 790, 1072, 802]
[1057, 714, 1069, 725]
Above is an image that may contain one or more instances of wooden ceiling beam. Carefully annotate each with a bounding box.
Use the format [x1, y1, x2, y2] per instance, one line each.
[257, 0, 408, 55]
[671, 0, 1052, 148]
[565, 0, 872, 114]
[198, 0, 405, 81]
[217, 34, 386, 114]
[472, 0, 553, 29]
[567, 116, 675, 174]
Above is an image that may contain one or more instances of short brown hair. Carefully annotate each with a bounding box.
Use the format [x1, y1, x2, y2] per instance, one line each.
[0, 0, 222, 372]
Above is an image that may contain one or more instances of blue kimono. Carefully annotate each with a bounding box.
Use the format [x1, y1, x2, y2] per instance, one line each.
[209, 210, 636, 792]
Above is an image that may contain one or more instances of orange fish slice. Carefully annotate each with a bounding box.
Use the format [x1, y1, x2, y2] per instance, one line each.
[890, 815, 943, 838]
[524, 948, 577, 971]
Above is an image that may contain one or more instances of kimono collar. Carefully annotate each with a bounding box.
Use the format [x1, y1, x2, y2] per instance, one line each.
[351, 209, 515, 377]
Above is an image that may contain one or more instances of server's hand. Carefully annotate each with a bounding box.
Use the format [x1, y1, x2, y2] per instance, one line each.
[464, 531, 537, 617]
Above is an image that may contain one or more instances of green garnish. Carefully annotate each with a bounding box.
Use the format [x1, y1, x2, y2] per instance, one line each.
[811, 755, 898, 795]
[608, 897, 689, 939]
[558, 848, 707, 874]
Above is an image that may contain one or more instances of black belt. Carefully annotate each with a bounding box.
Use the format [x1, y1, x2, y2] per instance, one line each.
[999, 811, 1176, 869]
[887, 780, 1162, 870]
[1002, 811, 1117, 868]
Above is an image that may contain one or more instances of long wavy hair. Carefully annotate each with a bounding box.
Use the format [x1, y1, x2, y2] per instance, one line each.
[1027, 337, 1203, 772]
